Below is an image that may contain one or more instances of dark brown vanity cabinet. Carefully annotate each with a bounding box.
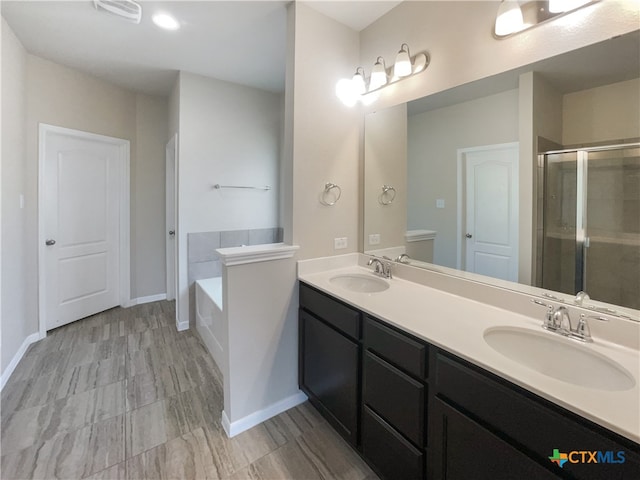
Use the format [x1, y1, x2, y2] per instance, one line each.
[362, 316, 429, 480]
[431, 350, 640, 480]
[299, 283, 361, 446]
[298, 283, 640, 480]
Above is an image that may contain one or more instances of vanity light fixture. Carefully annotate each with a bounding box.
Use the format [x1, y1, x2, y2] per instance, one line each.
[393, 44, 413, 78]
[338, 44, 428, 105]
[152, 12, 180, 30]
[494, 0, 599, 38]
[352, 67, 366, 95]
[494, 0, 525, 37]
[369, 57, 388, 91]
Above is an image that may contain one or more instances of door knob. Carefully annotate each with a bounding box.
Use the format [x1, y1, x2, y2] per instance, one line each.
[465, 233, 473, 238]
[169, 230, 175, 236]
[45, 239, 56, 246]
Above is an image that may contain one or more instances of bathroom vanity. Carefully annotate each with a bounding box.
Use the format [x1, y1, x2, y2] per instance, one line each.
[298, 255, 640, 480]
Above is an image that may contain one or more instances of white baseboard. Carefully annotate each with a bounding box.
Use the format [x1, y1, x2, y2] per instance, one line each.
[1, 332, 41, 391]
[176, 320, 189, 331]
[221, 391, 308, 438]
[130, 293, 167, 306]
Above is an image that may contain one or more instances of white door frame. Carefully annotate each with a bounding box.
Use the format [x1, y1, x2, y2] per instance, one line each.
[38, 123, 131, 337]
[165, 134, 178, 302]
[456, 142, 519, 271]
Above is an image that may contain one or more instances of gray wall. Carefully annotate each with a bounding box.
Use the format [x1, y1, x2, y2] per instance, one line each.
[1, 21, 169, 380]
[176, 71, 282, 327]
[1, 18, 30, 375]
[407, 89, 519, 269]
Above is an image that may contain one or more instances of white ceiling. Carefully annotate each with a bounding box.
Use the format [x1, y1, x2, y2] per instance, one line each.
[1, 0, 399, 97]
[305, 0, 401, 32]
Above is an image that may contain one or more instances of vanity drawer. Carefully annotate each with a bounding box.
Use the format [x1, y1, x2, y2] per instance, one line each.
[364, 316, 427, 380]
[362, 406, 424, 480]
[299, 283, 361, 340]
[435, 351, 640, 480]
[363, 351, 425, 448]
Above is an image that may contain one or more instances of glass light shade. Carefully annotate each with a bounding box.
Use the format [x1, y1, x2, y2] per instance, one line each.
[152, 13, 180, 30]
[495, 1, 524, 36]
[369, 57, 388, 91]
[352, 68, 366, 95]
[394, 44, 412, 77]
[548, 0, 589, 13]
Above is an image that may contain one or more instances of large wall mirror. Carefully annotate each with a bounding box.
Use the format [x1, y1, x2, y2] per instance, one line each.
[363, 30, 639, 318]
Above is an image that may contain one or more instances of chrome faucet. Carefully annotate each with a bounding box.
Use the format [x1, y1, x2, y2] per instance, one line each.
[574, 291, 590, 306]
[531, 299, 609, 342]
[395, 253, 411, 264]
[367, 257, 392, 279]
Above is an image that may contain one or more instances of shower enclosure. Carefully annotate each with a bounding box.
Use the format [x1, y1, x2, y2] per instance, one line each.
[537, 143, 640, 310]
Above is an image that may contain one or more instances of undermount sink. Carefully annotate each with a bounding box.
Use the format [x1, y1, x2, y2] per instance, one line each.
[483, 327, 635, 391]
[329, 274, 389, 293]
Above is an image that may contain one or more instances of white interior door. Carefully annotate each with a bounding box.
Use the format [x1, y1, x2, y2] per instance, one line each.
[166, 134, 178, 301]
[463, 143, 519, 282]
[41, 126, 128, 330]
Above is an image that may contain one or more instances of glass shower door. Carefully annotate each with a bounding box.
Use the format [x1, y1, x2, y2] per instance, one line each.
[541, 152, 578, 296]
[584, 146, 640, 310]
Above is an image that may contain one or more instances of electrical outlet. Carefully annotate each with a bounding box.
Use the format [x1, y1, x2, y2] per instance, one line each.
[334, 237, 348, 250]
[436, 198, 445, 208]
[368, 233, 381, 245]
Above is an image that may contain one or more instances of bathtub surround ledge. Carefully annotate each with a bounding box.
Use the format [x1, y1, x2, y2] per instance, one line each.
[217, 243, 300, 266]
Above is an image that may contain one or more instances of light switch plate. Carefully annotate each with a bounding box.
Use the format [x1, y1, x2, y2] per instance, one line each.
[368, 233, 380, 245]
[436, 198, 445, 208]
[334, 237, 348, 249]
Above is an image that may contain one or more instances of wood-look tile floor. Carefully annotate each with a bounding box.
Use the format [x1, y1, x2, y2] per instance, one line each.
[1, 301, 377, 480]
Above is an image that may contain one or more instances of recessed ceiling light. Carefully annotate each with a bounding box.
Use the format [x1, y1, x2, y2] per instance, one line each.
[152, 12, 180, 30]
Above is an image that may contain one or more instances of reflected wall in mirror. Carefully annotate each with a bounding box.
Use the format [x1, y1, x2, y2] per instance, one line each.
[363, 31, 640, 315]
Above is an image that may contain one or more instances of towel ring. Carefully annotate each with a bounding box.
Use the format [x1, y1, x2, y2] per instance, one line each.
[379, 185, 396, 205]
[321, 182, 341, 206]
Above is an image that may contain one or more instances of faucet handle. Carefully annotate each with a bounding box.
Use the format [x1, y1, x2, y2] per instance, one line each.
[531, 299, 556, 330]
[574, 314, 608, 342]
[531, 299, 553, 309]
[582, 313, 609, 323]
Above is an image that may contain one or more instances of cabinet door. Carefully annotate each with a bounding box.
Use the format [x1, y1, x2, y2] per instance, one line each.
[362, 406, 424, 480]
[300, 310, 359, 445]
[429, 398, 559, 480]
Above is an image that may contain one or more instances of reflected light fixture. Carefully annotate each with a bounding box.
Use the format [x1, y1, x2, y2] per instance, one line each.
[152, 12, 180, 30]
[495, 0, 599, 38]
[369, 57, 388, 91]
[494, 0, 524, 37]
[394, 44, 412, 78]
[338, 44, 429, 105]
[352, 67, 366, 95]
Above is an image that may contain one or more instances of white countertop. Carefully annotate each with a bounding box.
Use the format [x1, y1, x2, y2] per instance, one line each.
[298, 259, 640, 444]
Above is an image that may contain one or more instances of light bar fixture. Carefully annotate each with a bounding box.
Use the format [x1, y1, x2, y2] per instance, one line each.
[494, 0, 598, 38]
[346, 43, 429, 102]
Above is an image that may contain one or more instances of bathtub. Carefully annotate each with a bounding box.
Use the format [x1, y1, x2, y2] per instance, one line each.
[195, 277, 225, 372]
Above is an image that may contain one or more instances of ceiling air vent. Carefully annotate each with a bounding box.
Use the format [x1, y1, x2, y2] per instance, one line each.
[93, 0, 142, 24]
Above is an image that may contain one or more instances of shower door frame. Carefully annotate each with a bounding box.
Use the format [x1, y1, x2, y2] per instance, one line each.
[536, 142, 640, 294]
